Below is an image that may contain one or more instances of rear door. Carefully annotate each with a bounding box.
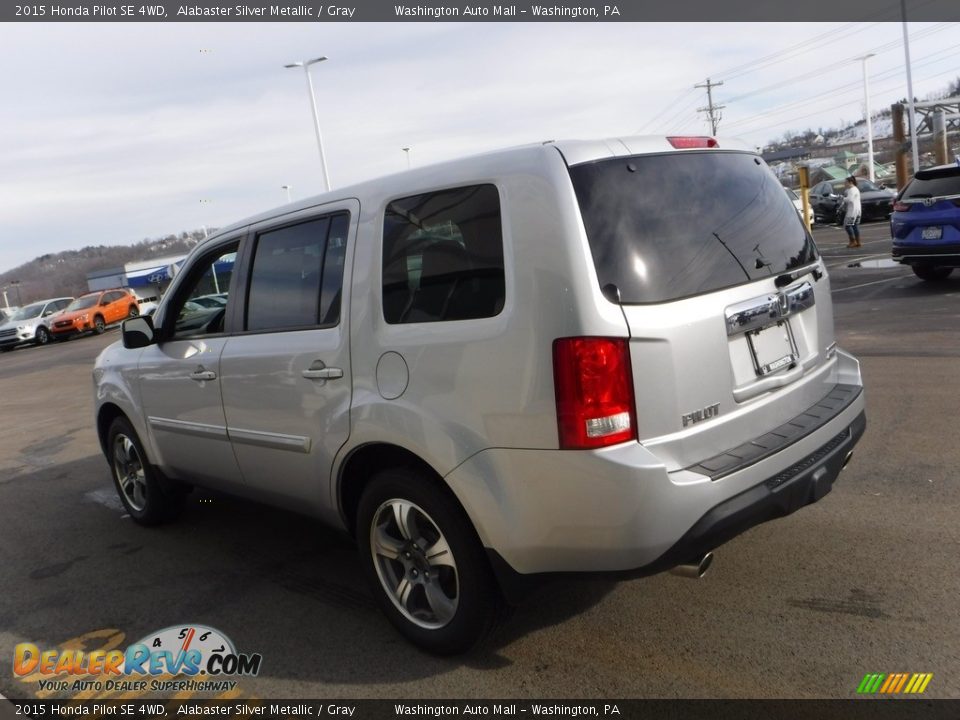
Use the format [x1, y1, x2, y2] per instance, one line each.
[568, 148, 836, 471]
[219, 203, 355, 509]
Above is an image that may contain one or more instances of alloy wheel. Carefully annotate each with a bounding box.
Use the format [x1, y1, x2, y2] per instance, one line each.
[113, 434, 147, 512]
[370, 499, 459, 629]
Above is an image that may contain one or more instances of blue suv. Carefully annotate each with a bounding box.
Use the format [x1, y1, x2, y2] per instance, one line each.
[891, 164, 960, 281]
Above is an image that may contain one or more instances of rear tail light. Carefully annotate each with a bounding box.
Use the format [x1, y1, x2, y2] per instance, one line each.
[667, 136, 718, 149]
[893, 201, 911, 212]
[553, 337, 637, 450]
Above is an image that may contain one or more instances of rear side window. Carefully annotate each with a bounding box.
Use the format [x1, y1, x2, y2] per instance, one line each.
[902, 166, 960, 199]
[246, 213, 348, 332]
[382, 184, 505, 324]
[568, 151, 818, 304]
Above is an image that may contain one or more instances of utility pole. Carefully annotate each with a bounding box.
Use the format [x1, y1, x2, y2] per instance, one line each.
[695, 78, 725, 135]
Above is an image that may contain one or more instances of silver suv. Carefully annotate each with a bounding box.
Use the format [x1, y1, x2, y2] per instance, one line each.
[0, 297, 73, 350]
[94, 136, 865, 653]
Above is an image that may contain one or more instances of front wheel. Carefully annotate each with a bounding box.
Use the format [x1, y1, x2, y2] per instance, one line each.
[93, 315, 106, 334]
[912, 265, 953, 281]
[107, 416, 184, 525]
[128, 305, 139, 318]
[35, 327, 50, 345]
[356, 468, 506, 654]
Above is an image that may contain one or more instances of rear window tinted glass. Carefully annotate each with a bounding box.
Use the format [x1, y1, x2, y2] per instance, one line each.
[569, 151, 818, 304]
[383, 184, 505, 324]
[903, 167, 960, 199]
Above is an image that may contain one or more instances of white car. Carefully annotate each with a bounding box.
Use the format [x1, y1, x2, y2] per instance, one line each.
[0, 297, 74, 350]
[786, 188, 814, 227]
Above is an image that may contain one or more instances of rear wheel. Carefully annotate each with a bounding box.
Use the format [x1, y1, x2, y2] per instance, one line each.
[128, 305, 139, 318]
[93, 315, 106, 334]
[912, 265, 953, 281]
[107, 416, 184, 525]
[35, 327, 50, 345]
[356, 468, 506, 654]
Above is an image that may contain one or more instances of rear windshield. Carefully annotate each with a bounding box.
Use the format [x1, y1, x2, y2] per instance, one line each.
[902, 166, 960, 199]
[568, 151, 817, 304]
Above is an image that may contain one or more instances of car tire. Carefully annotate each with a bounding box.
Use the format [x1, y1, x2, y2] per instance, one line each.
[356, 468, 507, 655]
[93, 315, 106, 334]
[128, 305, 139, 318]
[35, 327, 50, 345]
[0, 346, 13, 353]
[107, 416, 185, 526]
[912, 265, 953, 281]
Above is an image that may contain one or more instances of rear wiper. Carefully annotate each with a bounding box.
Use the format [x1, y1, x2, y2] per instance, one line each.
[775, 261, 822, 288]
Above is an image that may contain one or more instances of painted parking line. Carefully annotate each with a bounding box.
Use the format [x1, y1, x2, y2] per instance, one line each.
[818, 238, 892, 252]
[832, 273, 913, 293]
[85, 487, 126, 514]
[826, 253, 890, 269]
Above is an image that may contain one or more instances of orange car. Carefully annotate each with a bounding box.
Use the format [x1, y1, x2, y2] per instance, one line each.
[50, 288, 140, 339]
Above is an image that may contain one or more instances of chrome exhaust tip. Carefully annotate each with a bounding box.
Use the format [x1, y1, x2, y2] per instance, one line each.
[669, 552, 713, 579]
[841, 450, 854, 470]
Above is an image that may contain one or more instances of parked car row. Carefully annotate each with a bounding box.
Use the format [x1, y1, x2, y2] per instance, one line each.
[0, 288, 140, 352]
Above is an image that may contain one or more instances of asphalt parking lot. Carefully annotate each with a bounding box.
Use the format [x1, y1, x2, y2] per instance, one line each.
[1, 221, 958, 700]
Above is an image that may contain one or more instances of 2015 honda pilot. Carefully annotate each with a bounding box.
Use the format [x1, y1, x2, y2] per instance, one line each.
[93, 136, 866, 654]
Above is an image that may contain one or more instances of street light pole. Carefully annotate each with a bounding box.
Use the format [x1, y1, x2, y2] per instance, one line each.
[402, 147, 410, 169]
[285, 56, 332, 191]
[900, 0, 921, 172]
[282, 184, 293, 203]
[859, 53, 876, 182]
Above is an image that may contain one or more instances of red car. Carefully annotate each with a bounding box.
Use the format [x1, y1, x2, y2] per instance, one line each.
[50, 289, 140, 339]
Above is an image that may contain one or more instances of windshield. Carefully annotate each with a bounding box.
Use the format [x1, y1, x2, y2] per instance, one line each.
[903, 166, 960, 199]
[66, 295, 99, 311]
[569, 151, 818, 304]
[10, 303, 45, 321]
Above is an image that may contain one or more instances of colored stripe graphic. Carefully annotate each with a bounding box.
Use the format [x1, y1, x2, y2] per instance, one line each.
[858, 673, 933, 694]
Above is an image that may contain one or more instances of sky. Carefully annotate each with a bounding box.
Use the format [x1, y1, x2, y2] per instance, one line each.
[1, 20, 958, 273]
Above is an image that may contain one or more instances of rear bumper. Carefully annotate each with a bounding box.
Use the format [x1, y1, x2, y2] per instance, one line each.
[446, 351, 865, 599]
[893, 243, 960, 266]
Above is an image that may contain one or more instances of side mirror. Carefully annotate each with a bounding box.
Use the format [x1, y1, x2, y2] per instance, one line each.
[122, 316, 156, 349]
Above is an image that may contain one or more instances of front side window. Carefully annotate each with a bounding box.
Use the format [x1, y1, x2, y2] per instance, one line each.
[246, 213, 348, 332]
[382, 184, 505, 324]
[168, 245, 238, 340]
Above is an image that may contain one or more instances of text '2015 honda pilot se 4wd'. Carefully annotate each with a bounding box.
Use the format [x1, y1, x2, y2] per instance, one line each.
[94, 136, 865, 654]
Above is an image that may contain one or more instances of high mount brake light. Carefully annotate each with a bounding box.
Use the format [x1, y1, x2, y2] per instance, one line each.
[553, 337, 637, 450]
[667, 136, 718, 149]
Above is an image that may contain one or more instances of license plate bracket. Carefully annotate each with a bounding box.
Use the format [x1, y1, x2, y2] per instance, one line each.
[921, 226, 943, 240]
[747, 321, 798, 377]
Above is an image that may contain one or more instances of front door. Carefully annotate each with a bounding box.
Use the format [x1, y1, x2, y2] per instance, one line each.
[137, 240, 244, 488]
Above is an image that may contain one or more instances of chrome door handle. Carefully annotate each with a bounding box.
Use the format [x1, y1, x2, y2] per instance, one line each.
[189, 368, 217, 382]
[302, 362, 343, 380]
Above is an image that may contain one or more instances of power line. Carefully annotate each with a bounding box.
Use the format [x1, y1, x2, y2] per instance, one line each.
[635, 86, 697, 134]
[718, 22, 952, 107]
[723, 43, 960, 132]
[728, 64, 960, 139]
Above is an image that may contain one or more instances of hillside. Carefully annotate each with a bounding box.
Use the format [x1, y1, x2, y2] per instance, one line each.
[0, 230, 211, 307]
